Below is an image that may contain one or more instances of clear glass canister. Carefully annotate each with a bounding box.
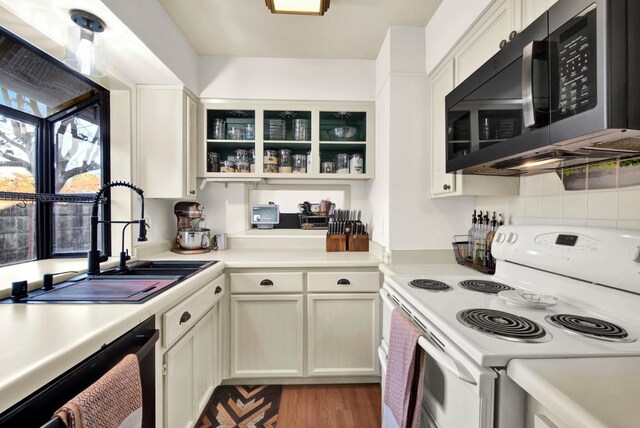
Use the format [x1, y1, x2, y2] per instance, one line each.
[244, 123, 255, 140]
[321, 161, 335, 174]
[227, 125, 244, 140]
[349, 154, 364, 174]
[292, 154, 307, 173]
[264, 149, 278, 165]
[220, 160, 236, 173]
[234, 149, 249, 162]
[291, 118, 310, 141]
[207, 152, 220, 172]
[263, 164, 278, 173]
[250, 149, 256, 172]
[235, 160, 250, 173]
[335, 153, 349, 174]
[212, 118, 225, 140]
[279, 149, 292, 173]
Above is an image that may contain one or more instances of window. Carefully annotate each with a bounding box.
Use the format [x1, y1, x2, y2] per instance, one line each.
[0, 27, 110, 266]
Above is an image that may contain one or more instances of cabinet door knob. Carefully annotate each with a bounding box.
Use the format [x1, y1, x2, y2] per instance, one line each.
[443, 184, 451, 190]
[337, 278, 351, 286]
[179, 311, 192, 324]
[189, 190, 196, 195]
[499, 39, 508, 49]
[215, 286, 222, 294]
[260, 279, 274, 286]
[509, 30, 518, 41]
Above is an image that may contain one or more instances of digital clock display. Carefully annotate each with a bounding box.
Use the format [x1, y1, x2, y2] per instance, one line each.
[556, 234, 578, 246]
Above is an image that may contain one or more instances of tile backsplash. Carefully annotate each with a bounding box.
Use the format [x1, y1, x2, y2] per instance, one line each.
[477, 172, 640, 231]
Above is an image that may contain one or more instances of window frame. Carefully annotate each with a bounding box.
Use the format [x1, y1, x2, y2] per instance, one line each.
[0, 28, 111, 265]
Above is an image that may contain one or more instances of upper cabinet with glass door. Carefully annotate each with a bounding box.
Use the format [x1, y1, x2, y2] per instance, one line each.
[199, 101, 374, 180]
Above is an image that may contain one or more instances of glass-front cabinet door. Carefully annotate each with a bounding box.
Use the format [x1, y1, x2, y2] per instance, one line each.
[319, 110, 368, 177]
[205, 109, 256, 176]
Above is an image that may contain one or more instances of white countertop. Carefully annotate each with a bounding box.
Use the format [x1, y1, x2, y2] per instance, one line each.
[508, 357, 640, 428]
[0, 248, 381, 413]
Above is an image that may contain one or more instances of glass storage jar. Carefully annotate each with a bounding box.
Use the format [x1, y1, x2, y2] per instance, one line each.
[264, 150, 278, 166]
[321, 161, 335, 174]
[335, 153, 349, 174]
[279, 149, 292, 173]
[220, 160, 236, 173]
[292, 154, 307, 173]
[207, 152, 220, 172]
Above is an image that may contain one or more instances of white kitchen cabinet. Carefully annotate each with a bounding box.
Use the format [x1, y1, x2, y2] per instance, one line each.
[164, 327, 194, 428]
[138, 85, 197, 198]
[162, 274, 224, 428]
[307, 293, 380, 376]
[193, 305, 218, 419]
[429, 1, 520, 198]
[199, 100, 374, 181]
[230, 294, 304, 378]
[521, 0, 559, 29]
[454, 0, 520, 84]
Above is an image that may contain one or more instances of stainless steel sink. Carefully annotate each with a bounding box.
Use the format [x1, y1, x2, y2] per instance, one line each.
[6, 260, 218, 304]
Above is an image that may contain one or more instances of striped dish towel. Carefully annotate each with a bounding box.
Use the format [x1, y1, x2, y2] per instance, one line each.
[54, 354, 143, 428]
[383, 308, 425, 428]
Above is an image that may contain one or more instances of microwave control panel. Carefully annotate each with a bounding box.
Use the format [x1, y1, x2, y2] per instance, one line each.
[555, 5, 597, 120]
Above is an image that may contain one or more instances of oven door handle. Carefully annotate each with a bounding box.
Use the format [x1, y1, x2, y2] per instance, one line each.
[380, 288, 477, 385]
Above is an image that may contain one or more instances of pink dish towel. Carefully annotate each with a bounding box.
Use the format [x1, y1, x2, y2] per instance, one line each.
[54, 354, 143, 428]
[383, 308, 426, 428]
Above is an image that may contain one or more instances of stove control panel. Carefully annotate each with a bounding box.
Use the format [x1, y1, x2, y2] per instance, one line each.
[492, 225, 640, 295]
[534, 233, 600, 252]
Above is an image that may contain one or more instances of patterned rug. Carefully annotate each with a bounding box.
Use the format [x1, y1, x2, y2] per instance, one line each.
[195, 385, 282, 428]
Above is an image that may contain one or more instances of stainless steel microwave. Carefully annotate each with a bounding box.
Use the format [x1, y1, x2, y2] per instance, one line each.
[445, 0, 640, 175]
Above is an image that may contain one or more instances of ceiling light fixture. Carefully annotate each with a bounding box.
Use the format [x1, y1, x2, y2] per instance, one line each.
[265, 0, 330, 16]
[63, 9, 107, 77]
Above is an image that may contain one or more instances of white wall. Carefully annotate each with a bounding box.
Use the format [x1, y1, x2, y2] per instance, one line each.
[199, 57, 375, 101]
[101, 0, 199, 92]
[424, 0, 492, 74]
[478, 173, 640, 231]
[374, 26, 476, 252]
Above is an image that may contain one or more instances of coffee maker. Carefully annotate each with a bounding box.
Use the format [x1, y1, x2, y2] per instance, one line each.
[171, 202, 211, 254]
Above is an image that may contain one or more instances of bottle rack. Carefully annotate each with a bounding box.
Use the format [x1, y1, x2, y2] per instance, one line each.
[452, 235, 495, 275]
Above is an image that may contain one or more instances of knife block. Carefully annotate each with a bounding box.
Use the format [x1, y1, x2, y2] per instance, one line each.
[326, 234, 347, 252]
[348, 234, 369, 252]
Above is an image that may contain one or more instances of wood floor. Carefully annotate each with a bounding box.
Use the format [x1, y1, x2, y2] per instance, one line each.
[277, 384, 381, 428]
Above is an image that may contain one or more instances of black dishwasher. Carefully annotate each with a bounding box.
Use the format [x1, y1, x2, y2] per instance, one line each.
[0, 316, 158, 428]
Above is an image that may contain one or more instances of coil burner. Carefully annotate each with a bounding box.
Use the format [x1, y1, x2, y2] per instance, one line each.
[409, 279, 452, 292]
[458, 280, 514, 295]
[457, 309, 551, 343]
[546, 314, 636, 343]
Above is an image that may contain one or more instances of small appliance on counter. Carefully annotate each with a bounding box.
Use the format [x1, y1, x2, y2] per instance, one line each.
[251, 203, 280, 229]
[172, 202, 211, 254]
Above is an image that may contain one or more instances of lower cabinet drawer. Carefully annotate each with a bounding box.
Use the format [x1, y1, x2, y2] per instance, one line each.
[307, 271, 380, 292]
[163, 274, 224, 348]
[230, 272, 303, 293]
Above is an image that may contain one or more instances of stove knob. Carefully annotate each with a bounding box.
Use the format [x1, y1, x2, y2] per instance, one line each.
[507, 232, 518, 244]
[495, 233, 505, 244]
[631, 246, 640, 263]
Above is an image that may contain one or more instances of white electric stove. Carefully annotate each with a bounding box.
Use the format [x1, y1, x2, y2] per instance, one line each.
[380, 225, 640, 428]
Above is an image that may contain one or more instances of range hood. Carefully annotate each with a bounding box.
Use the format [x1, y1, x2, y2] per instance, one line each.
[444, 0, 640, 176]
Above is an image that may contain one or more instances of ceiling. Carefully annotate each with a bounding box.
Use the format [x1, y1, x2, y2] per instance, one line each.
[157, 0, 442, 59]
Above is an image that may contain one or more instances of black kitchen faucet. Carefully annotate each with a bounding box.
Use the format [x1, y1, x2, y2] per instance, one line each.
[87, 181, 148, 275]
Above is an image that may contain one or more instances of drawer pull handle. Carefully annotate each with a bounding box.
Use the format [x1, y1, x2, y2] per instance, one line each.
[260, 279, 274, 286]
[337, 278, 351, 286]
[215, 286, 222, 294]
[179, 311, 192, 324]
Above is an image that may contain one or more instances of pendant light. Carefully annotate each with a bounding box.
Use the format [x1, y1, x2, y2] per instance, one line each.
[265, 0, 330, 16]
[63, 10, 107, 77]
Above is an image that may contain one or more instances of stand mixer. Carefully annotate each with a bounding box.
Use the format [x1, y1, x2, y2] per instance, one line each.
[171, 202, 211, 254]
